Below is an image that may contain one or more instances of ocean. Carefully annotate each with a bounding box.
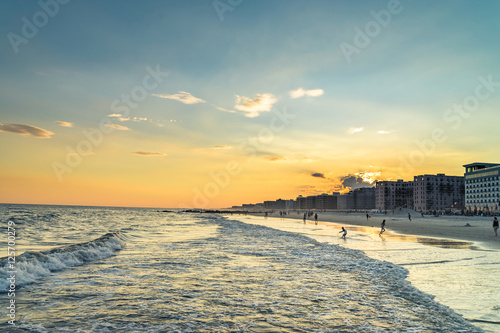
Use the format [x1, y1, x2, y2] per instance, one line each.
[0, 205, 496, 332]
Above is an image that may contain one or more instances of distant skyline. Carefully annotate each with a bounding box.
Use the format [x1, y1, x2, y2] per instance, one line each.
[1, 0, 500, 208]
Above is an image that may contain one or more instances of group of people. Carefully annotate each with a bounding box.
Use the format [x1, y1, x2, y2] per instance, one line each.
[303, 212, 319, 225]
[341, 215, 499, 240]
[293, 212, 500, 240]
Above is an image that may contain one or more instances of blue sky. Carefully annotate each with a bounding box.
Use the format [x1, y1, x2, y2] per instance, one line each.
[1, 0, 500, 207]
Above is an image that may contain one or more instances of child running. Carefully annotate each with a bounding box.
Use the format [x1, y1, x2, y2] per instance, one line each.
[339, 227, 347, 239]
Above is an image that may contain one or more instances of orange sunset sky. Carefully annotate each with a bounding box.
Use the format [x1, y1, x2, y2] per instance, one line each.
[1, 1, 500, 208]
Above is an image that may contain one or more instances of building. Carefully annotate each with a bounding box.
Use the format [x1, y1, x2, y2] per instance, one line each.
[264, 199, 295, 210]
[296, 193, 338, 210]
[375, 180, 413, 210]
[463, 162, 500, 213]
[338, 192, 355, 210]
[296, 195, 307, 210]
[315, 193, 338, 210]
[353, 187, 376, 210]
[413, 174, 464, 212]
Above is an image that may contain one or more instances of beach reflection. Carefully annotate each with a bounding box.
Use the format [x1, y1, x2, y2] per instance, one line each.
[314, 221, 477, 250]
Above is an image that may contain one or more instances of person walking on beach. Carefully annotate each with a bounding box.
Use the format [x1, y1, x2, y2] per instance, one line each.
[303, 213, 306, 223]
[408, 213, 412, 221]
[339, 227, 347, 239]
[379, 219, 386, 235]
[314, 213, 318, 225]
[493, 217, 499, 236]
[366, 213, 370, 220]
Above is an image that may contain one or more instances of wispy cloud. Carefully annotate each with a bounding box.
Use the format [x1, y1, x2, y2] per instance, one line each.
[55, 121, 73, 127]
[132, 151, 167, 156]
[210, 145, 232, 150]
[0, 123, 54, 138]
[267, 156, 287, 162]
[152, 91, 205, 104]
[215, 106, 236, 114]
[289, 88, 324, 99]
[347, 127, 364, 134]
[105, 124, 130, 131]
[377, 130, 391, 134]
[107, 113, 122, 118]
[234, 93, 278, 118]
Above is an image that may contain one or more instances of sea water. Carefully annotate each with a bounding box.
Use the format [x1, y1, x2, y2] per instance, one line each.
[0, 205, 493, 332]
[235, 215, 500, 333]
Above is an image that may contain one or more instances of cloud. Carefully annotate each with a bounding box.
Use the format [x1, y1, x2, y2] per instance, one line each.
[215, 106, 236, 114]
[268, 156, 287, 162]
[377, 130, 391, 134]
[210, 146, 232, 150]
[347, 127, 364, 134]
[132, 151, 167, 156]
[105, 124, 130, 130]
[299, 169, 383, 196]
[118, 117, 130, 122]
[107, 114, 122, 118]
[234, 93, 277, 118]
[339, 171, 381, 191]
[311, 172, 325, 178]
[55, 121, 73, 127]
[289, 88, 324, 99]
[0, 123, 54, 138]
[152, 91, 205, 104]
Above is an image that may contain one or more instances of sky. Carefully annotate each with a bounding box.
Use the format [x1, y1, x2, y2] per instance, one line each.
[1, 0, 500, 208]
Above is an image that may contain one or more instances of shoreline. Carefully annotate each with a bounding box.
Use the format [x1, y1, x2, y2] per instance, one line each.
[246, 209, 500, 250]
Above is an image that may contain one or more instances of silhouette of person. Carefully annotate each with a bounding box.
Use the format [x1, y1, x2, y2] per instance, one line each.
[314, 213, 318, 225]
[493, 217, 499, 236]
[339, 227, 347, 239]
[379, 219, 386, 235]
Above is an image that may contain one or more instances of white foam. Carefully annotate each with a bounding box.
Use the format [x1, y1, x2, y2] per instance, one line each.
[0, 232, 125, 291]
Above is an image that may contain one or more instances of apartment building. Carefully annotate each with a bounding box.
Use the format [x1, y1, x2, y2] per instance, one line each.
[375, 180, 413, 210]
[296, 193, 338, 210]
[464, 162, 500, 213]
[354, 187, 376, 210]
[413, 174, 464, 212]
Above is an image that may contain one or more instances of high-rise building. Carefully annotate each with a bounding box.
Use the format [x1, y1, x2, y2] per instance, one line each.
[315, 193, 338, 210]
[464, 162, 500, 213]
[413, 174, 464, 212]
[375, 180, 413, 210]
[337, 191, 355, 210]
[353, 187, 376, 210]
[296, 193, 338, 210]
[264, 199, 296, 210]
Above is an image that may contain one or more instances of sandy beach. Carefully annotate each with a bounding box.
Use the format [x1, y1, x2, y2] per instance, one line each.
[255, 208, 500, 250]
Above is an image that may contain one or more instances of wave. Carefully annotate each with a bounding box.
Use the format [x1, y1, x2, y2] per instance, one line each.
[0, 232, 125, 291]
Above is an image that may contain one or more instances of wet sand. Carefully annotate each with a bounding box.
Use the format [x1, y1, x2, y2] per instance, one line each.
[258, 209, 500, 250]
